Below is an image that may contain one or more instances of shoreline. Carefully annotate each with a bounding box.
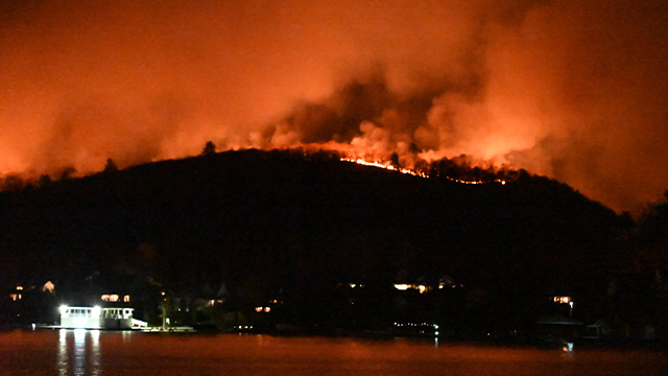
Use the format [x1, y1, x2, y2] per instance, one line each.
[5, 323, 665, 351]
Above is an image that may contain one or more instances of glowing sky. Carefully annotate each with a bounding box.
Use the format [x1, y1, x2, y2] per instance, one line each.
[1, 0, 667, 213]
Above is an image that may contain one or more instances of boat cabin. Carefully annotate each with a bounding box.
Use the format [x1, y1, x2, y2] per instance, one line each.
[59, 305, 139, 329]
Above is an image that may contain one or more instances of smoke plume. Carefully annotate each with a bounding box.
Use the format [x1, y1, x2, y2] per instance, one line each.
[1, 0, 667, 213]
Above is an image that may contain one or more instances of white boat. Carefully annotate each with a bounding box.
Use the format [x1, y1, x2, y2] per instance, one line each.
[58, 305, 147, 330]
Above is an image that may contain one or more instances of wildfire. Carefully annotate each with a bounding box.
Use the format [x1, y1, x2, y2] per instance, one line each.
[341, 158, 427, 178]
[442, 176, 507, 185]
[299, 139, 509, 186]
[340, 157, 506, 185]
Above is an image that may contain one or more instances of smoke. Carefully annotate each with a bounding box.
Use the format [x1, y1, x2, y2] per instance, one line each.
[1, 0, 667, 213]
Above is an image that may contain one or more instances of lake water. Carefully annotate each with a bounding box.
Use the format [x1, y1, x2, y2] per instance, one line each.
[0, 329, 666, 376]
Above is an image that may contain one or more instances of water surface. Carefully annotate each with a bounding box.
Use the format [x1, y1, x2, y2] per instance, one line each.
[0, 330, 665, 375]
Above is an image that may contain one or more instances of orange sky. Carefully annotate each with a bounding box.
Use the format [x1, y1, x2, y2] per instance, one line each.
[1, 0, 668, 213]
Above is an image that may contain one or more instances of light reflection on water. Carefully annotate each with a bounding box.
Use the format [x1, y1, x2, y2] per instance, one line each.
[57, 329, 101, 376]
[0, 330, 667, 376]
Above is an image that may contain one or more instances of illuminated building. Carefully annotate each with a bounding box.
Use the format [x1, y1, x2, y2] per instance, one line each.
[59, 305, 146, 329]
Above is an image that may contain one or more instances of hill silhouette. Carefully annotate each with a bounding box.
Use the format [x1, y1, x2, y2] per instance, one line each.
[0, 149, 630, 332]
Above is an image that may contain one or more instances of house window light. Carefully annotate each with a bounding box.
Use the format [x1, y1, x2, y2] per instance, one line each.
[101, 294, 119, 302]
[553, 296, 571, 304]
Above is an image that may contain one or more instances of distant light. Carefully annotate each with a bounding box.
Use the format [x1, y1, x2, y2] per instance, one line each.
[394, 284, 409, 291]
[101, 294, 119, 302]
[59, 305, 68, 315]
[92, 306, 101, 318]
[264, 307, 271, 313]
[16, 286, 23, 291]
[553, 296, 571, 304]
[255, 307, 262, 312]
[418, 285, 427, 294]
[42, 281, 55, 294]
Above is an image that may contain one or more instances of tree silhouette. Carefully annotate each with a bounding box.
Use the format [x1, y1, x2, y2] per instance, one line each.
[0, 174, 26, 192]
[390, 152, 400, 169]
[202, 141, 216, 156]
[38, 174, 53, 188]
[103, 158, 118, 173]
[60, 167, 76, 180]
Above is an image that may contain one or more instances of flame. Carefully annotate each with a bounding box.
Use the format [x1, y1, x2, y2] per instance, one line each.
[337, 154, 505, 185]
[340, 158, 427, 178]
[291, 139, 505, 183]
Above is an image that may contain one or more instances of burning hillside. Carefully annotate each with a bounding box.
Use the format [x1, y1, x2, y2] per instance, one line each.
[1, 148, 664, 339]
[1, 0, 668, 213]
[284, 144, 510, 185]
[0, 148, 629, 330]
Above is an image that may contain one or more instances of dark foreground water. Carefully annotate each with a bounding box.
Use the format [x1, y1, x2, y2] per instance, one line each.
[0, 330, 666, 376]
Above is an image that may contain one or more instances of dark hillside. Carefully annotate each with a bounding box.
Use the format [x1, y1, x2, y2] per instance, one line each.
[0, 149, 626, 331]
